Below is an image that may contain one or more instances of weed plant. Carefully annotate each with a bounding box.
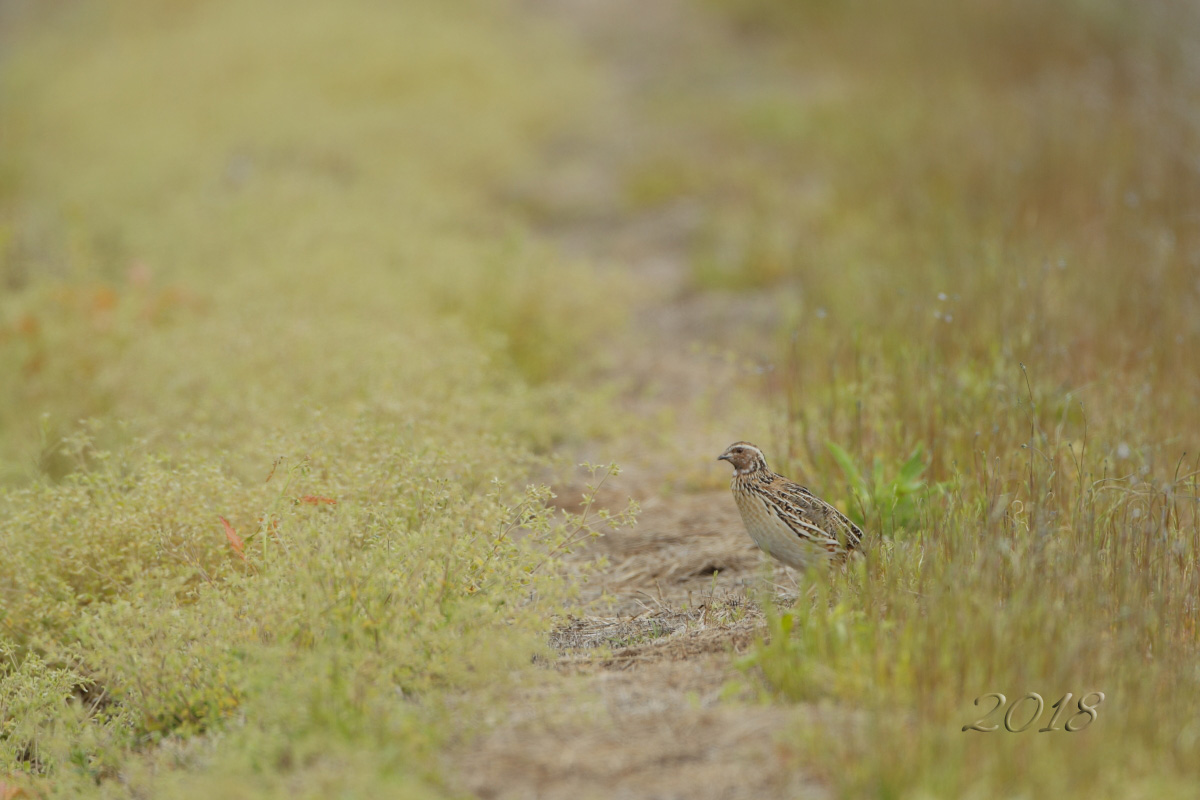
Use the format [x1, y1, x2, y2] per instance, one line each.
[0, 1, 630, 796]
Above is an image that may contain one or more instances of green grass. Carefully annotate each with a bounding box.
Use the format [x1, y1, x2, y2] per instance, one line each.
[689, 0, 1200, 795]
[0, 1, 628, 795]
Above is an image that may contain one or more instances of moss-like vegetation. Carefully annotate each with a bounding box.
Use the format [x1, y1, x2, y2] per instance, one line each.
[0, 1, 629, 795]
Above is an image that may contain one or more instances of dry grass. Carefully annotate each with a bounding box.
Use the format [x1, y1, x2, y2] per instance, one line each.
[676, 0, 1200, 795]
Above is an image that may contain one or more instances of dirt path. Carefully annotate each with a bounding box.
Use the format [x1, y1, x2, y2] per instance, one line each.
[444, 2, 836, 798]
[452, 491, 823, 800]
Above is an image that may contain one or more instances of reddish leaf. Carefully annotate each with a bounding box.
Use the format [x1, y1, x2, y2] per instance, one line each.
[92, 286, 119, 313]
[218, 515, 247, 561]
[15, 314, 39, 337]
[0, 779, 29, 800]
[298, 495, 337, 506]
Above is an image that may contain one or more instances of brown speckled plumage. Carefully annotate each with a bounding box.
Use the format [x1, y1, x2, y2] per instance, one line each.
[718, 441, 863, 570]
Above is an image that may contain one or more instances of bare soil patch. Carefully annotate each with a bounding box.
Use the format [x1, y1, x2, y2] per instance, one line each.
[453, 468, 817, 800]
[458, 676, 820, 800]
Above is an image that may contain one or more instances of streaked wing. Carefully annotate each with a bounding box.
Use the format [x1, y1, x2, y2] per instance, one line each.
[740, 477, 839, 555]
[770, 476, 864, 552]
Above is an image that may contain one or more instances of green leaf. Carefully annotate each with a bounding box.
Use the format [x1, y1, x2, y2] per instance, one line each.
[826, 441, 867, 495]
[898, 445, 928, 487]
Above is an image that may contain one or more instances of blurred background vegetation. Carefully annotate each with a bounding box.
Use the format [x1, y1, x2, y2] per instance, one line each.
[2, 0, 1199, 797]
[0, 1, 627, 795]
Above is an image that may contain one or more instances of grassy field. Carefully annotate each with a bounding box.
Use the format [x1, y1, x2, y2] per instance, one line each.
[689, 0, 1200, 795]
[3, 0, 1200, 797]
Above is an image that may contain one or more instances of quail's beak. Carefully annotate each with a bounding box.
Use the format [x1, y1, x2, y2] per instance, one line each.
[717, 453, 731, 462]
